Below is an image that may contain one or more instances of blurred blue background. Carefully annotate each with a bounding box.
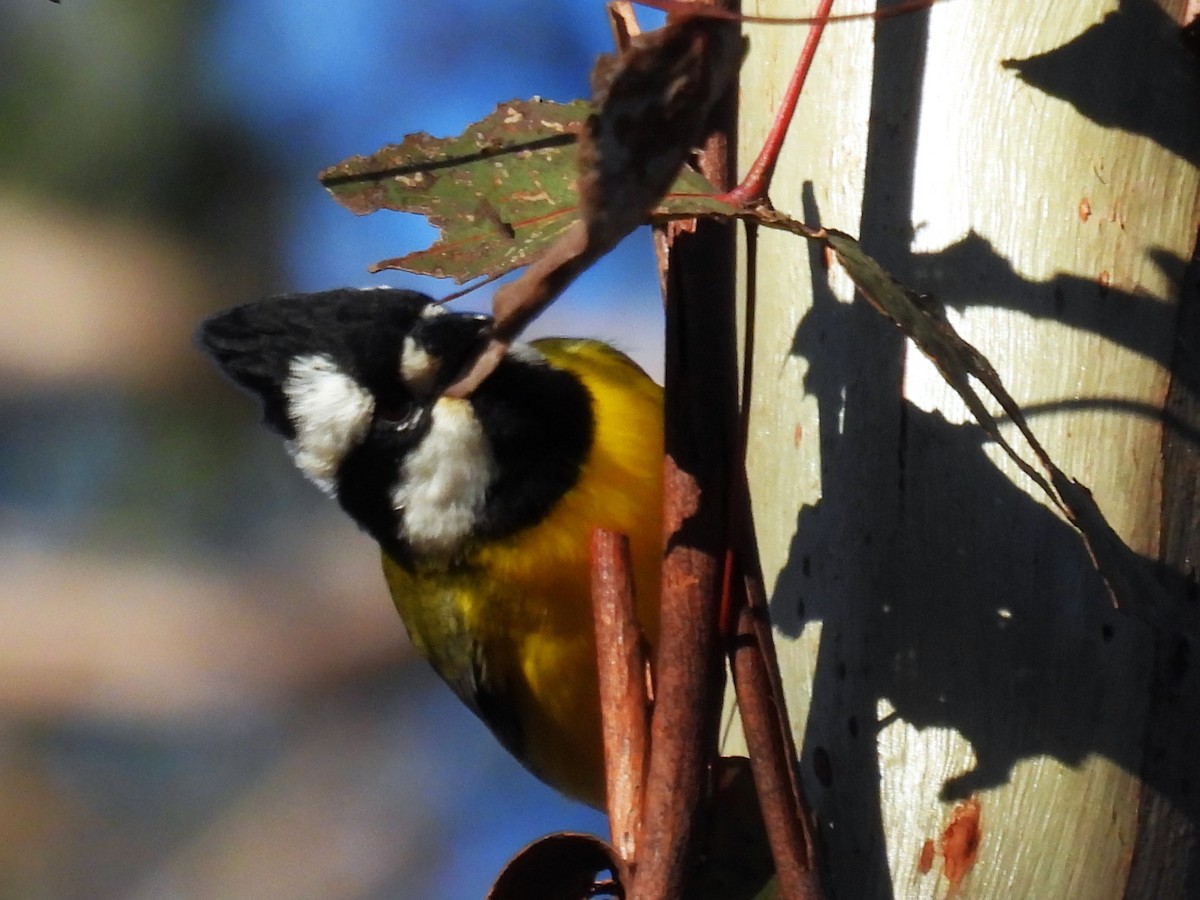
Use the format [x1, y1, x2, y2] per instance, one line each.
[0, 1, 664, 897]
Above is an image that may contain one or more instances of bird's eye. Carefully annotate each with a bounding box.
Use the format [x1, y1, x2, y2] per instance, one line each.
[375, 399, 423, 431]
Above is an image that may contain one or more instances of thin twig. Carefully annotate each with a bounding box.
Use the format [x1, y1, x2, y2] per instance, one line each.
[728, 219, 826, 898]
[606, 0, 643, 51]
[730, 574, 825, 899]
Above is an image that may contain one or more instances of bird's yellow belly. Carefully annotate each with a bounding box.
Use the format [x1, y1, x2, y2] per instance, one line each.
[383, 338, 664, 807]
[384, 542, 659, 808]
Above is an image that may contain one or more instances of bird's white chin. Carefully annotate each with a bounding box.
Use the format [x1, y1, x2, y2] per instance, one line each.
[392, 397, 496, 557]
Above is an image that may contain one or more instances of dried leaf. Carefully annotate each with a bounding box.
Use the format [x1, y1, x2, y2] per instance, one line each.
[486, 832, 627, 900]
[578, 16, 744, 242]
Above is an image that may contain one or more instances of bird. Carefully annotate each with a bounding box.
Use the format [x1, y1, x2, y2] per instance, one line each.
[197, 287, 663, 807]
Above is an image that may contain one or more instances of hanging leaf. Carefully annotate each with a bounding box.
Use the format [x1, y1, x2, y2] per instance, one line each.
[768, 217, 1187, 635]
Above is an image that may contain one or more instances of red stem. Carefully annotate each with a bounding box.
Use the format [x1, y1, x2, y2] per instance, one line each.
[720, 0, 835, 206]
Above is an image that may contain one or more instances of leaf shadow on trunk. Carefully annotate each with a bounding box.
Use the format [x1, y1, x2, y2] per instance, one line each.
[1001, 0, 1200, 169]
[768, 209, 1200, 897]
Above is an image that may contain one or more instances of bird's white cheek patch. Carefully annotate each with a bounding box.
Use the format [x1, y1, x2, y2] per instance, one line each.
[393, 398, 495, 556]
[283, 354, 375, 494]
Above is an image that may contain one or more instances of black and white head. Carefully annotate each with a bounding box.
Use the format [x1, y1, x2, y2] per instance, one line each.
[197, 288, 593, 563]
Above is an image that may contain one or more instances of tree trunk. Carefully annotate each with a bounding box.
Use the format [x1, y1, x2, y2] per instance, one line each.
[728, 0, 1200, 896]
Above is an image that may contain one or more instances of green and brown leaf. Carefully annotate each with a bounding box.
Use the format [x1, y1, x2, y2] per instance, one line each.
[319, 97, 734, 284]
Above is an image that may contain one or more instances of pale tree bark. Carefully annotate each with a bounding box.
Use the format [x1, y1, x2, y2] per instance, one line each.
[726, 0, 1200, 897]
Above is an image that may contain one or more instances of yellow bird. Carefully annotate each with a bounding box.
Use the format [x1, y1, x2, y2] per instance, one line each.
[198, 288, 662, 807]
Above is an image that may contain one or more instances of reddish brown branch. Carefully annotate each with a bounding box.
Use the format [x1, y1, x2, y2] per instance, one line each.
[632, 52, 738, 891]
[444, 220, 594, 398]
[730, 576, 825, 899]
[590, 527, 651, 864]
[633, 457, 727, 899]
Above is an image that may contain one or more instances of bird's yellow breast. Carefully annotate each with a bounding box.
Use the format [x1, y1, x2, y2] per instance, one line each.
[382, 338, 662, 807]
